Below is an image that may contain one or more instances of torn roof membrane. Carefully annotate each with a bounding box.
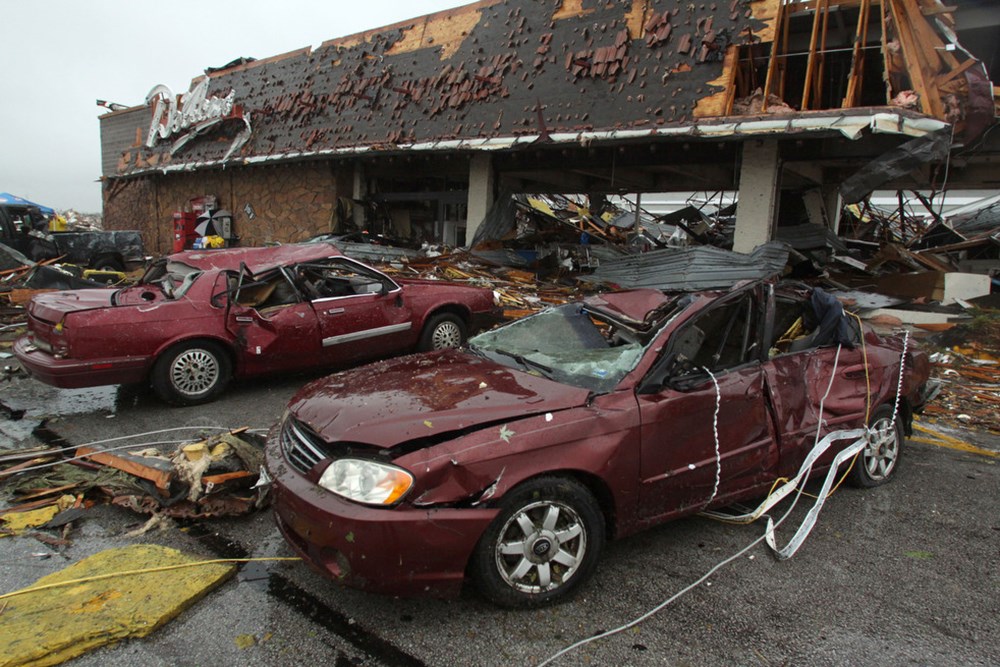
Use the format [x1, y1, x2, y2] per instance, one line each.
[104, 0, 995, 178]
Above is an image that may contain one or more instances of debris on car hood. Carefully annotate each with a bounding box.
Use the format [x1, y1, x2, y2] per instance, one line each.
[290, 349, 590, 449]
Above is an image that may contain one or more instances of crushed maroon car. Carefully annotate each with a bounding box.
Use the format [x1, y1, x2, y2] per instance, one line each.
[267, 280, 933, 607]
[15, 243, 500, 405]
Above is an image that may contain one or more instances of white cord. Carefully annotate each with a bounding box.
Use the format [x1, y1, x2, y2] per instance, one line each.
[540, 336, 920, 665]
[890, 331, 909, 424]
[3, 426, 258, 475]
[7, 440, 190, 474]
[701, 367, 722, 509]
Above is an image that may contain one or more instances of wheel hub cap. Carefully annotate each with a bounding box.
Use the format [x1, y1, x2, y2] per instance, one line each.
[432, 322, 462, 349]
[494, 501, 587, 594]
[171, 350, 218, 395]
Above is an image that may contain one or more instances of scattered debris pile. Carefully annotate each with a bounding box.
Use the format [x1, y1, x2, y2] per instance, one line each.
[0, 429, 268, 544]
[923, 315, 1000, 434]
[59, 209, 104, 232]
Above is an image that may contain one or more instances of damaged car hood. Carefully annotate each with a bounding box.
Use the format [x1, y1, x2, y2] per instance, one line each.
[289, 349, 591, 448]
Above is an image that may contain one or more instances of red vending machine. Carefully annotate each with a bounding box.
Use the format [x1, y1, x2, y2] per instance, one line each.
[172, 212, 198, 252]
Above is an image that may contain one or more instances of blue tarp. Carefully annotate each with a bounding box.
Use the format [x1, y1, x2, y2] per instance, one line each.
[0, 193, 55, 217]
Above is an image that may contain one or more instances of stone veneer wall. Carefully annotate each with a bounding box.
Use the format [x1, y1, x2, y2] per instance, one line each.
[103, 161, 341, 256]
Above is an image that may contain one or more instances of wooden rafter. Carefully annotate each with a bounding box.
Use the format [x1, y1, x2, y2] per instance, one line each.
[761, 0, 787, 112]
[842, 0, 872, 107]
[800, 0, 829, 110]
[886, 0, 945, 118]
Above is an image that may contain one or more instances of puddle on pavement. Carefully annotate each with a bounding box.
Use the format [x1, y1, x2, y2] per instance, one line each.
[184, 523, 425, 666]
[47, 386, 120, 416]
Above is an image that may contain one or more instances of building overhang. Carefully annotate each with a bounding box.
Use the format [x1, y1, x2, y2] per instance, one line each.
[109, 108, 948, 178]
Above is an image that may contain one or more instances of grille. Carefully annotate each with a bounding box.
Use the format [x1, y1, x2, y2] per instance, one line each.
[280, 417, 329, 474]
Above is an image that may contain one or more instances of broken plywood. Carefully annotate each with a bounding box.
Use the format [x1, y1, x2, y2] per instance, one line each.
[387, 7, 484, 60]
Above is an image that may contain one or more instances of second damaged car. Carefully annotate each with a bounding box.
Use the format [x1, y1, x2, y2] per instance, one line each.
[15, 243, 500, 405]
[267, 280, 932, 607]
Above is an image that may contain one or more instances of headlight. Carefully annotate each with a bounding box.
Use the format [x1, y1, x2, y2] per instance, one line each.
[317, 459, 413, 506]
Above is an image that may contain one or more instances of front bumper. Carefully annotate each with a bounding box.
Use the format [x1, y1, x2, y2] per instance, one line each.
[265, 428, 498, 598]
[13, 336, 149, 388]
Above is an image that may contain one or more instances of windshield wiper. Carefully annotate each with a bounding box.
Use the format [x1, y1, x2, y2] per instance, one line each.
[491, 348, 553, 376]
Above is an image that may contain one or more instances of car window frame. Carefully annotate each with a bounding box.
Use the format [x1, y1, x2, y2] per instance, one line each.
[638, 285, 766, 394]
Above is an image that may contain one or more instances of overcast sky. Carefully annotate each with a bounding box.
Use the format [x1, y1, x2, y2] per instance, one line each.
[1, 0, 470, 213]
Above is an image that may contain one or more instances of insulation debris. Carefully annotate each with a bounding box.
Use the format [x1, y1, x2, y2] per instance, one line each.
[0, 544, 234, 667]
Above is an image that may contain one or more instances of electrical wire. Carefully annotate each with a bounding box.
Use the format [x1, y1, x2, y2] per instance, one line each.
[0, 557, 302, 602]
[4, 426, 264, 476]
[9, 440, 190, 474]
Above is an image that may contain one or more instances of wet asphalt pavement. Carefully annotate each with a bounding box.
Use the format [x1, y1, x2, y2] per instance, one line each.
[1, 368, 998, 667]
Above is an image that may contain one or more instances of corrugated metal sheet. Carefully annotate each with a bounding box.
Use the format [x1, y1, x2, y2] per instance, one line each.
[775, 224, 848, 252]
[579, 241, 790, 290]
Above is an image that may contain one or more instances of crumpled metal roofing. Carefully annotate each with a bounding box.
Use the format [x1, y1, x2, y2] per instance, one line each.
[579, 241, 790, 290]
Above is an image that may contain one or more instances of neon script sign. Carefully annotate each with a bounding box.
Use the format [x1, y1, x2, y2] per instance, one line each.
[145, 79, 251, 160]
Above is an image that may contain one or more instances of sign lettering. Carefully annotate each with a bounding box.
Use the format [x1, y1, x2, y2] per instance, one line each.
[145, 79, 251, 161]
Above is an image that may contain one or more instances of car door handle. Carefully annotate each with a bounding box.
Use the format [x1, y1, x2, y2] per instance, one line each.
[235, 316, 253, 323]
[326, 308, 345, 315]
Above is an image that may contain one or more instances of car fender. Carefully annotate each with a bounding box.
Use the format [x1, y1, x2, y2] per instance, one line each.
[396, 392, 641, 536]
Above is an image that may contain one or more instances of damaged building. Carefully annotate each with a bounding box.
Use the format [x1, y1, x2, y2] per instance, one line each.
[98, 0, 999, 258]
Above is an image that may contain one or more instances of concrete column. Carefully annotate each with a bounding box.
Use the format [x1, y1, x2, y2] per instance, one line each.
[466, 153, 495, 247]
[733, 139, 781, 254]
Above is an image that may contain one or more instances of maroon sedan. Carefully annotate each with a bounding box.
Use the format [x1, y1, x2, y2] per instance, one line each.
[15, 243, 500, 405]
[267, 280, 932, 607]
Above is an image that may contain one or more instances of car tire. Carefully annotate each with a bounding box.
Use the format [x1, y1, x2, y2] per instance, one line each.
[417, 313, 467, 352]
[91, 254, 125, 272]
[151, 341, 231, 406]
[470, 476, 605, 608]
[848, 404, 903, 488]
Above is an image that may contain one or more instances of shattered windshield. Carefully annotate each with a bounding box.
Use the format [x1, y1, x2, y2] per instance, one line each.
[141, 260, 202, 299]
[469, 303, 655, 392]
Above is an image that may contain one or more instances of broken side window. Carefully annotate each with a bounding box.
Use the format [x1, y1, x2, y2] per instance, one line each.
[673, 294, 758, 374]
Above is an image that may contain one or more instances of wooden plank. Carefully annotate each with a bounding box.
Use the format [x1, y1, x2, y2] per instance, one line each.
[0, 497, 61, 517]
[887, 0, 943, 118]
[936, 58, 977, 88]
[814, 0, 833, 108]
[880, 0, 892, 103]
[842, 0, 872, 107]
[800, 0, 828, 110]
[761, 0, 787, 112]
[202, 471, 255, 495]
[0, 457, 56, 480]
[75, 446, 174, 493]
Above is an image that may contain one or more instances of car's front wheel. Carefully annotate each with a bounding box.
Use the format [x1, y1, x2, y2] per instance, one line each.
[470, 477, 605, 608]
[417, 313, 467, 351]
[848, 404, 903, 487]
[151, 341, 231, 406]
